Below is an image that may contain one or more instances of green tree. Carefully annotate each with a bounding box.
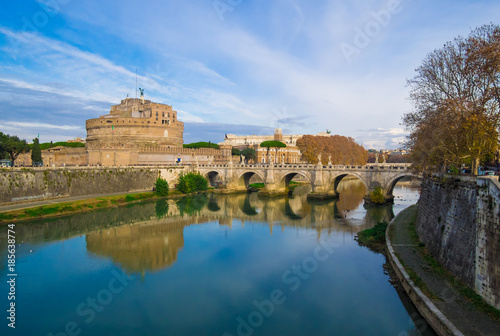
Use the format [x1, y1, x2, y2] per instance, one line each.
[31, 137, 42, 166]
[232, 147, 241, 156]
[176, 172, 208, 194]
[241, 148, 256, 163]
[154, 177, 170, 196]
[403, 24, 500, 175]
[183, 142, 220, 149]
[260, 140, 286, 164]
[369, 187, 386, 204]
[0, 132, 30, 165]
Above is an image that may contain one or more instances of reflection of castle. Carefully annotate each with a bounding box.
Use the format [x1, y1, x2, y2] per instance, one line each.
[10, 181, 395, 274]
[86, 219, 186, 273]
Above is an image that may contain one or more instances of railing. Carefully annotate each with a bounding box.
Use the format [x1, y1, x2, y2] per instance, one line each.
[197, 163, 411, 171]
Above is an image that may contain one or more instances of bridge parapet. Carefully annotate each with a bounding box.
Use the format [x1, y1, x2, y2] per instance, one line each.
[195, 163, 415, 203]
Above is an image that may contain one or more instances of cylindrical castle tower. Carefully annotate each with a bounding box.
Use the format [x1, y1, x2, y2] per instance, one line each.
[85, 98, 184, 150]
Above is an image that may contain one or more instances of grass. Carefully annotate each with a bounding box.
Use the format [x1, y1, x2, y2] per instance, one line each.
[356, 221, 388, 253]
[419, 245, 500, 321]
[249, 181, 303, 190]
[394, 205, 500, 322]
[396, 252, 440, 301]
[249, 183, 265, 189]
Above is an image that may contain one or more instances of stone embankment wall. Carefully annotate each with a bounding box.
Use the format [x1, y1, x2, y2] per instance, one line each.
[0, 166, 187, 204]
[416, 176, 500, 309]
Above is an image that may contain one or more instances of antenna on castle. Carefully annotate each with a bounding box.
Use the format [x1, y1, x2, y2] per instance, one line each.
[135, 68, 138, 99]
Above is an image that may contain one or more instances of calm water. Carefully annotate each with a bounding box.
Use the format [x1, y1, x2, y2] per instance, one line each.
[0, 180, 435, 336]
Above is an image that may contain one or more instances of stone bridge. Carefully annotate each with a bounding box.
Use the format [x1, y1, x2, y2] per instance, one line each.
[196, 162, 417, 203]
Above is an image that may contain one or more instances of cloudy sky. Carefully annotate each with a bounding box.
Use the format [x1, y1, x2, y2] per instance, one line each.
[0, 0, 499, 149]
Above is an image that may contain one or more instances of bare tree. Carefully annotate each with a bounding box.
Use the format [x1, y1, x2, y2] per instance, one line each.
[403, 24, 500, 175]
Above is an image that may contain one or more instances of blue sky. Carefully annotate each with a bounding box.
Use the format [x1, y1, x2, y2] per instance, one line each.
[0, 0, 499, 148]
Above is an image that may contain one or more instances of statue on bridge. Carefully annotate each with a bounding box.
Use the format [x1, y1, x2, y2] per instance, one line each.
[317, 153, 322, 165]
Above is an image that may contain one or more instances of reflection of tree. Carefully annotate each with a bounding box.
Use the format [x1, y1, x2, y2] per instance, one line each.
[364, 205, 393, 226]
[177, 194, 208, 216]
[155, 199, 169, 219]
[336, 178, 366, 212]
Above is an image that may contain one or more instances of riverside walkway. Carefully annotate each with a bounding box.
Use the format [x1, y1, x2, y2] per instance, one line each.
[388, 206, 499, 336]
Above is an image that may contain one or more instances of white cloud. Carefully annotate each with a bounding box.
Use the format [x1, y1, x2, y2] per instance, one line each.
[0, 121, 82, 131]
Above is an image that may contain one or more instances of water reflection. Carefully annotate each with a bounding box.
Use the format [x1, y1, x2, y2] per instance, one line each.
[0, 180, 432, 336]
[3, 180, 417, 276]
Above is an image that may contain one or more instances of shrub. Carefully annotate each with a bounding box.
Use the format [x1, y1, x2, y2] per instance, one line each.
[369, 186, 386, 204]
[176, 172, 208, 194]
[125, 195, 135, 202]
[155, 177, 170, 196]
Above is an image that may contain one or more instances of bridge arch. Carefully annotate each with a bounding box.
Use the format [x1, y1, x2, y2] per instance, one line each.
[277, 171, 313, 192]
[236, 170, 266, 189]
[327, 172, 369, 195]
[384, 173, 422, 197]
[202, 170, 225, 188]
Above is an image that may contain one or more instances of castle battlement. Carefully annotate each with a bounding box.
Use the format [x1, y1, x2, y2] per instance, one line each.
[86, 97, 185, 164]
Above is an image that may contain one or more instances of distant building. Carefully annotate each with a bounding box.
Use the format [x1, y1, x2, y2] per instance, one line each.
[219, 129, 331, 164]
[221, 129, 331, 148]
[67, 137, 86, 143]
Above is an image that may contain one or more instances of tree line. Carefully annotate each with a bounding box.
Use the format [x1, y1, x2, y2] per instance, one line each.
[0, 133, 43, 166]
[296, 135, 368, 165]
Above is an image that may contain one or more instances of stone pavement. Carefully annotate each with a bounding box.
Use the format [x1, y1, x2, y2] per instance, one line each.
[388, 205, 499, 336]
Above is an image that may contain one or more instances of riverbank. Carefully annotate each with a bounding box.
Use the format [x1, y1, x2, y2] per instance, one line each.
[0, 189, 221, 224]
[387, 205, 500, 336]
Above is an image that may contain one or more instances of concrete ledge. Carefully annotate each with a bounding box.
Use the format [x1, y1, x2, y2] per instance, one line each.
[386, 209, 464, 336]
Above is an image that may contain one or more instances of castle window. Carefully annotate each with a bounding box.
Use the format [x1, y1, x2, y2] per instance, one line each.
[162, 112, 164, 117]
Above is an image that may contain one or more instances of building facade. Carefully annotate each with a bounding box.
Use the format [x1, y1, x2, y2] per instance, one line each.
[219, 128, 328, 164]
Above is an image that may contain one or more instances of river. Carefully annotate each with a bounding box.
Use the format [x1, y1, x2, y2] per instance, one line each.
[0, 180, 434, 336]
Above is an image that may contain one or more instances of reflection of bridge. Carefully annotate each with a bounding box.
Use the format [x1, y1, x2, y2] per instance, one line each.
[196, 163, 415, 202]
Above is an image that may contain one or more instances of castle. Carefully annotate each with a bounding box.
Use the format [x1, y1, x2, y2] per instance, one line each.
[16, 97, 231, 167]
